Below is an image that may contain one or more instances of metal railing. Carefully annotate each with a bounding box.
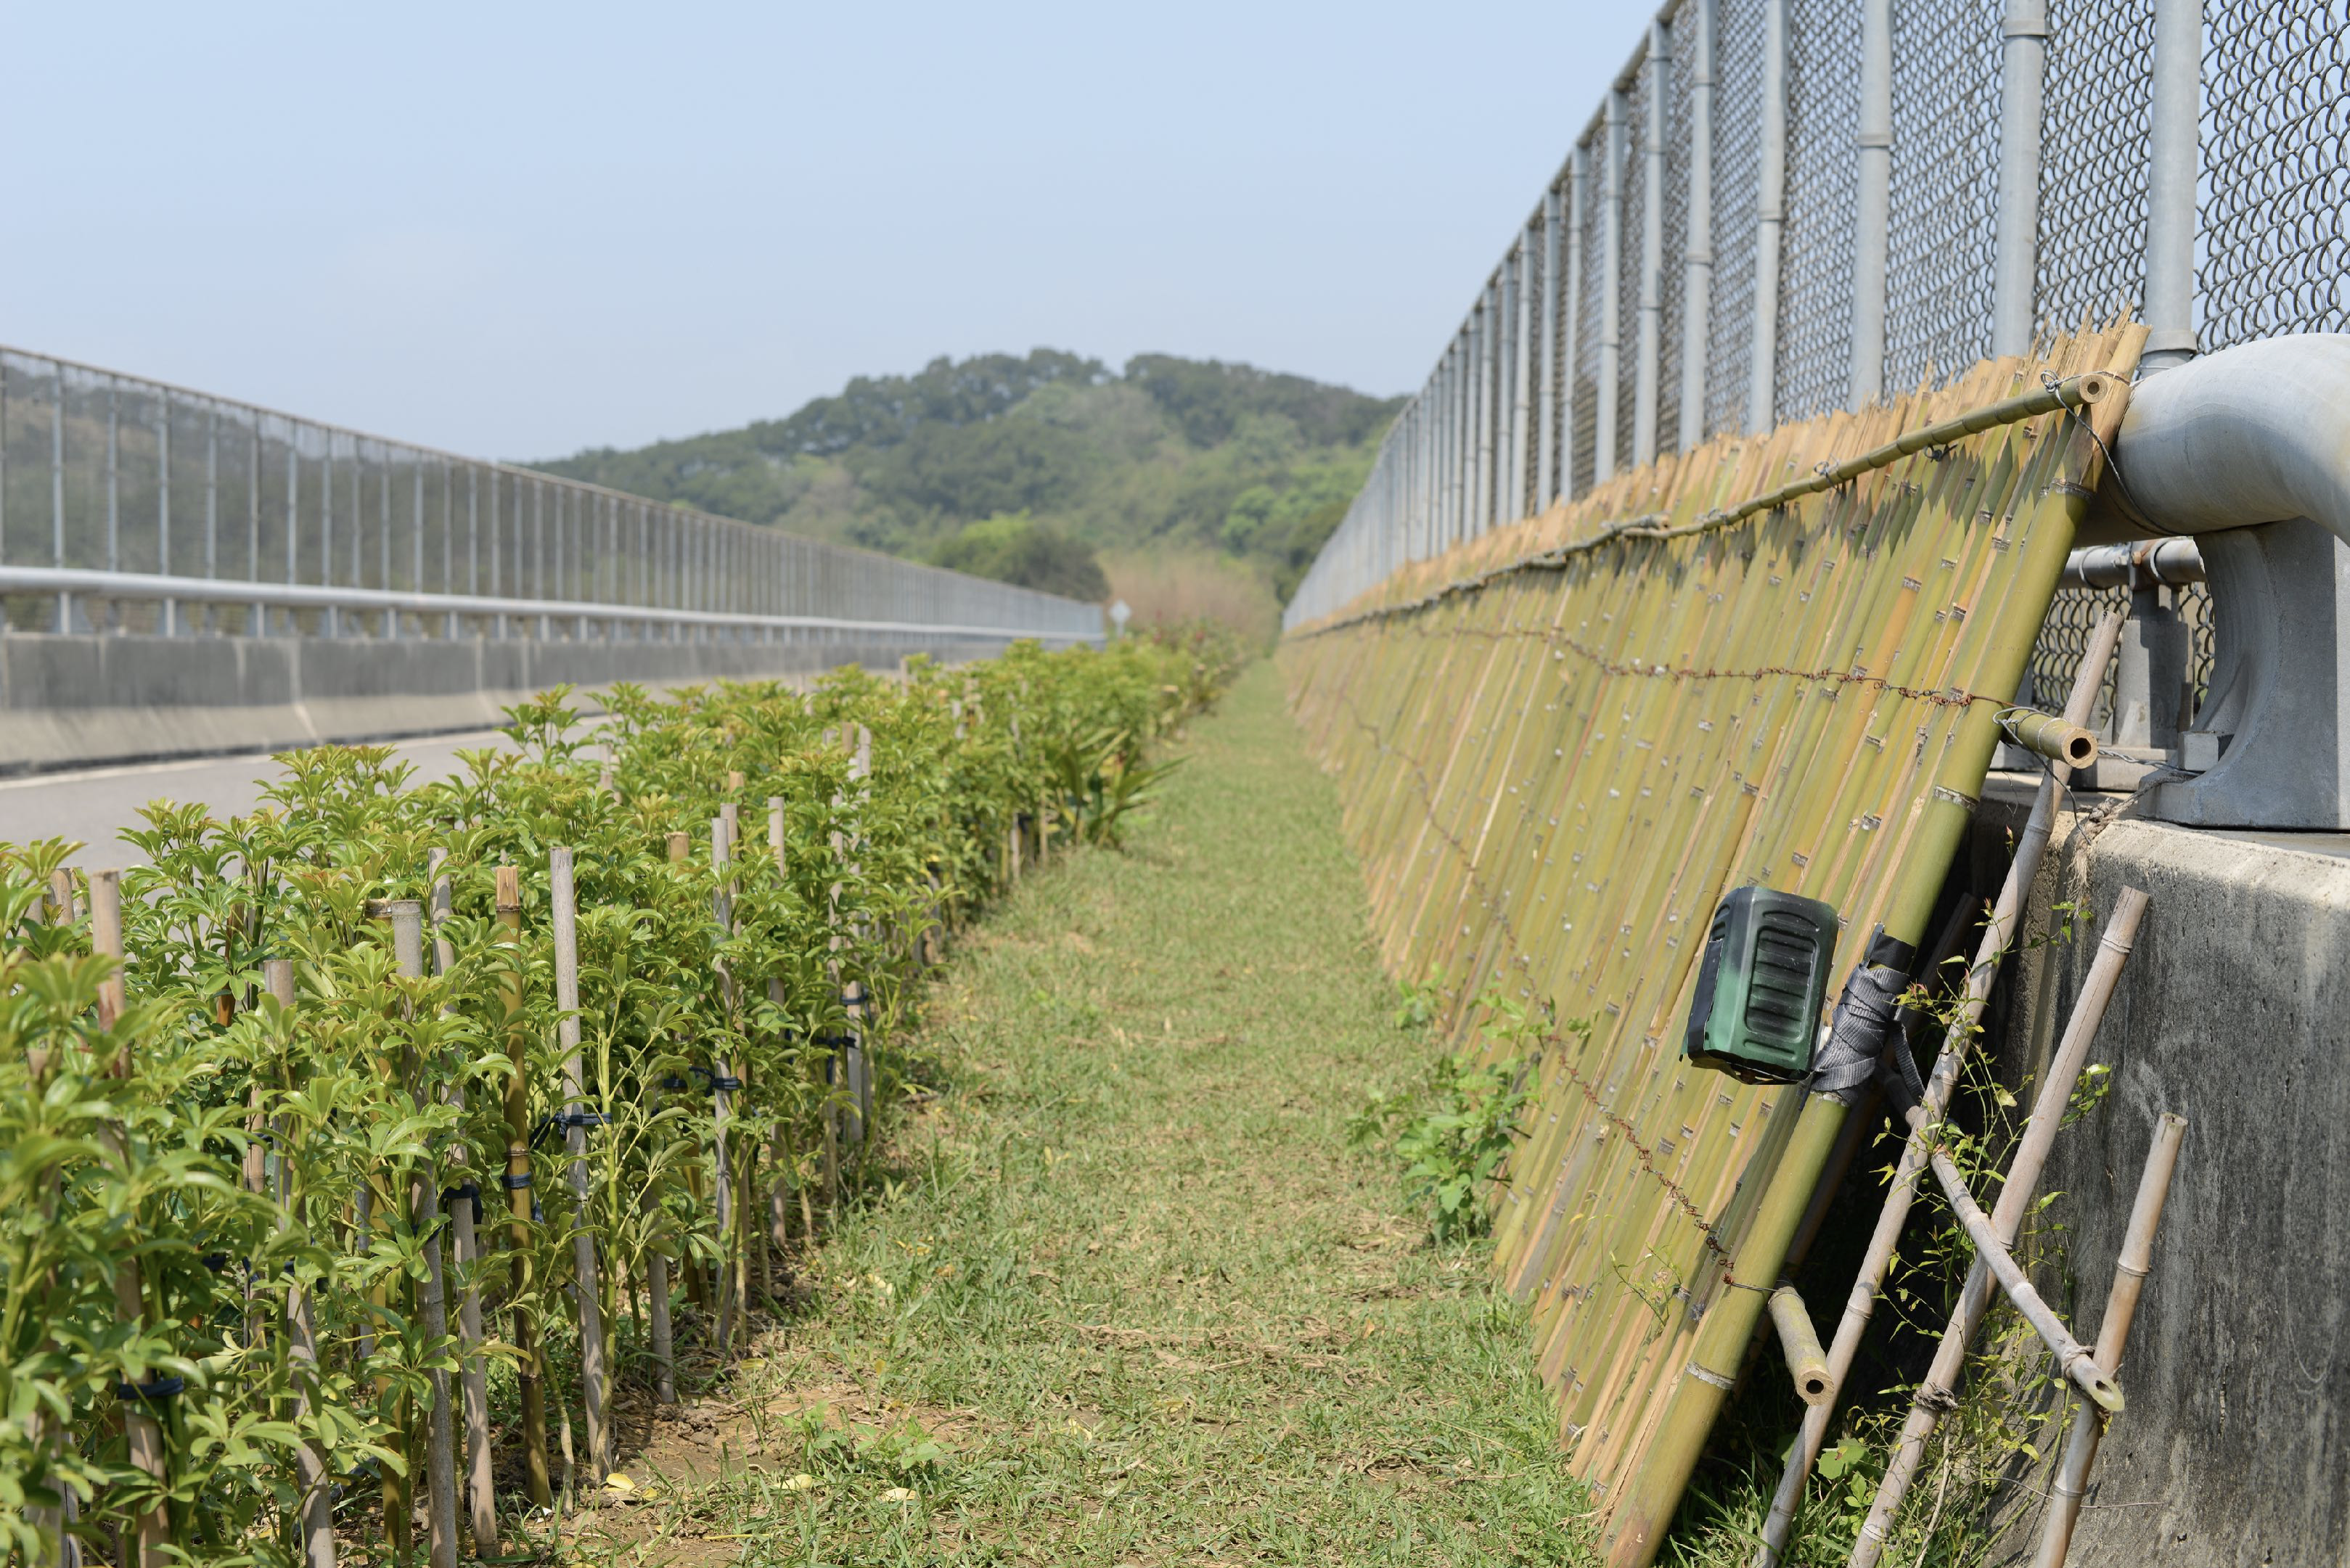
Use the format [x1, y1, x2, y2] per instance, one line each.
[1287, 0, 2348, 628]
[0, 346, 1103, 645]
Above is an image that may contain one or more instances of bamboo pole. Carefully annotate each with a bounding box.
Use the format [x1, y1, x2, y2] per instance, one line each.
[1998, 706, 2100, 770]
[1923, 1138, 2119, 1409]
[2031, 1112, 2187, 1568]
[549, 848, 612, 1478]
[89, 870, 169, 1568]
[1848, 885, 2151, 1568]
[1753, 603, 2129, 1566]
[386, 901, 460, 1568]
[1768, 1286, 1833, 1406]
[427, 861, 496, 1554]
[494, 864, 553, 1509]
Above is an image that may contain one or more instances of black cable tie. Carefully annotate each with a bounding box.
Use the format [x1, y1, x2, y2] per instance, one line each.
[115, 1376, 186, 1403]
[688, 1065, 743, 1093]
[443, 1181, 482, 1215]
[660, 1075, 690, 1091]
[500, 1171, 533, 1191]
[200, 1252, 232, 1274]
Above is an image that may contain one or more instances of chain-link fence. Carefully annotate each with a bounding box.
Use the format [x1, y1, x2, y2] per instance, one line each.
[0, 348, 1103, 644]
[1289, 0, 2349, 633]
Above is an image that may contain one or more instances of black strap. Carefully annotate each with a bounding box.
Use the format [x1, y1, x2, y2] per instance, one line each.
[500, 1171, 533, 1191]
[116, 1376, 186, 1403]
[443, 1181, 483, 1215]
[689, 1065, 743, 1093]
[1809, 927, 1919, 1105]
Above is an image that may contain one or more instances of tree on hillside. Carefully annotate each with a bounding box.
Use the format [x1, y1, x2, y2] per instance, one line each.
[931, 512, 1109, 600]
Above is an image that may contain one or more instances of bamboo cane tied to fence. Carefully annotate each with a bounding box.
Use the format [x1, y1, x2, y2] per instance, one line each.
[1277, 327, 2145, 1564]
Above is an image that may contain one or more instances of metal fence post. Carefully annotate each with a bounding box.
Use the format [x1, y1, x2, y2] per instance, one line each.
[1750, 0, 1788, 431]
[1636, 18, 1670, 467]
[157, 393, 175, 634]
[1511, 237, 1534, 522]
[50, 369, 67, 632]
[1992, 0, 2049, 357]
[2142, 0, 2202, 374]
[1599, 89, 1627, 483]
[1539, 184, 1563, 506]
[1851, 0, 1893, 407]
[1680, 0, 1716, 448]
[1564, 142, 1589, 495]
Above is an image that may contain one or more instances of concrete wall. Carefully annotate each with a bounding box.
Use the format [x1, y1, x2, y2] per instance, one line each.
[0, 631, 1024, 773]
[1983, 800, 2350, 1564]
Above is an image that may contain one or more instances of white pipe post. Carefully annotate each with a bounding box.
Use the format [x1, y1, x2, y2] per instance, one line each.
[1538, 185, 1563, 506]
[1679, 0, 1715, 448]
[1992, 0, 2049, 357]
[1851, 0, 1892, 408]
[1563, 143, 1589, 494]
[1636, 19, 1670, 467]
[1511, 234, 1535, 522]
[2142, 0, 2202, 373]
[1598, 90, 1627, 482]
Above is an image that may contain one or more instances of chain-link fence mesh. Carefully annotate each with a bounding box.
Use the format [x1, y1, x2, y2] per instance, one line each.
[1706, 0, 1766, 440]
[1775, 0, 1863, 423]
[2038, 0, 2155, 334]
[2026, 581, 2216, 734]
[1885, 0, 2000, 390]
[2200, 0, 2350, 349]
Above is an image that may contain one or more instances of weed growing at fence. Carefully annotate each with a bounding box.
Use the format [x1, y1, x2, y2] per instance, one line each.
[0, 628, 1238, 1568]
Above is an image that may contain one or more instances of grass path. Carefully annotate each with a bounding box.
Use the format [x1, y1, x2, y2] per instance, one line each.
[607, 665, 1591, 1565]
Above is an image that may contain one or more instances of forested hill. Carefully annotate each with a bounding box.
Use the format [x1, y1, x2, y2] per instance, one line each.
[530, 351, 1402, 607]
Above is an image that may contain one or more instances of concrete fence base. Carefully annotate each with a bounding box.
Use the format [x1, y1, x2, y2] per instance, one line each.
[0, 631, 1012, 773]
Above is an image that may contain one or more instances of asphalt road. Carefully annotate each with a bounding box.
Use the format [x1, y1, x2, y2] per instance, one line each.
[0, 730, 522, 867]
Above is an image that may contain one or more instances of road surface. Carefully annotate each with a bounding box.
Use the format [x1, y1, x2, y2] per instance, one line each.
[0, 730, 523, 867]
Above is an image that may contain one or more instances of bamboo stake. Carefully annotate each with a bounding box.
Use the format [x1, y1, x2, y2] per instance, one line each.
[2031, 1112, 2187, 1568]
[427, 861, 497, 1555]
[767, 796, 794, 1272]
[1848, 885, 2151, 1568]
[656, 830, 695, 1348]
[264, 959, 336, 1568]
[549, 848, 612, 1478]
[1753, 603, 2129, 1567]
[710, 816, 740, 1355]
[494, 865, 553, 1509]
[89, 870, 168, 1568]
[387, 901, 460, 1568]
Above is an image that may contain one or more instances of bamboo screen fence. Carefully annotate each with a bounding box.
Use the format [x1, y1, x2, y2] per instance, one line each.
[1278, 325, 2144, 1567]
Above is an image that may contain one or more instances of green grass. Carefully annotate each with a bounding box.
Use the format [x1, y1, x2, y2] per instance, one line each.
[591, 664, 1594, 1566]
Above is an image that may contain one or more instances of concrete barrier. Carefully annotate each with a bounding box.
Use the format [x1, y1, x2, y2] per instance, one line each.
[1976, 792, 2350, 1564]
[0, 631, 1016, 773]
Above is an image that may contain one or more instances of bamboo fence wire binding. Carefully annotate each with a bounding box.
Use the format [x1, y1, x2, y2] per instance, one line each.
[1277, 326, 2145, 1568]
[1846, 884, 2151, 1568]
[1753, 601, 2129, 1564]
[2030, 1112, 2187, 1568]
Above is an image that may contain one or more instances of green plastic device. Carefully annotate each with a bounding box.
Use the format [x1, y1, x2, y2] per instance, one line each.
[1681, 886, 1841, 1084]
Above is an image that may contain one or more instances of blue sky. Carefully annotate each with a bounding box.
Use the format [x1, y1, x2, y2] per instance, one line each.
[12, 2, 1629, 459]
